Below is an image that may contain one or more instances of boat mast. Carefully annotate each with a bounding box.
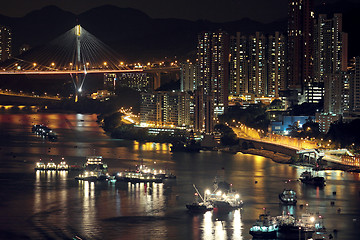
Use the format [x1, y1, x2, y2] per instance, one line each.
[193, 184, 205, 202]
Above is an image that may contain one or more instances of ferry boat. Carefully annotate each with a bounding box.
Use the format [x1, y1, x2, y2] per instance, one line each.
[249, 209, 278, 239]
[34, 161, 46, 170]
[75, 170, 111, 181]
[300, 171, 326, 187]
[186, 185, 213, 213]
[116, 171, 163, 183]
[75, 156, 111, 181]
[115, 163, 171, 183]
[279, 189, 297, 205]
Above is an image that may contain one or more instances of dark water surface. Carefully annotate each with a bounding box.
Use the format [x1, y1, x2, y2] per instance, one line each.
[0, 113, 359, 240]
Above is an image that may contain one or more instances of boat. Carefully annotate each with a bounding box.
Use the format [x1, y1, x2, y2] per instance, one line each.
[45, 162, 57, 170]
[186, 185, 213, 213]
[57, 161, 69, 170]
[34, 161, 46, 170]
[309, 230, 333, 240]
[32, 124, 57, 140]
[115, 163, 171, 183]
[83, 156, 108, 171]
[206, 177, 244, 211]
[116, 171, 163, 183]
[279, 189, 297, 205]
[300, 171, 326, 186]
[170, 141, 201, 152]
[277, 211, 326, 238]
[249, 209, 278, 239]
[75, 156, 111, 181]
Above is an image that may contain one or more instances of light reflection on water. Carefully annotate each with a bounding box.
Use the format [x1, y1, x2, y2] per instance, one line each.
[1, 113, 360, 239]
[201, 210, 243, 240]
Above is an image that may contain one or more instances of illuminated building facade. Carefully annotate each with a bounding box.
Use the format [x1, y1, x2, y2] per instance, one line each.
[350, 57, 360, 115]
[197, 30, 229, 114]
[197, 30, 229, 132]
[229, 32, 248, 96]
[0, 25, 11, 62]
[140, 91, 190, 127]
[180, 61, 198, 92]
[324, 72, 350, 114]
[104, 73, 117, 91]
[229, 32, 286, 98]
[248, 32, 267, 96]
[117, 72, 149, 91]
[312, 13, 348, 103]
[267, 32, 287, 97]
[287, 0, 314, 91]
[316, 112, 340, 133]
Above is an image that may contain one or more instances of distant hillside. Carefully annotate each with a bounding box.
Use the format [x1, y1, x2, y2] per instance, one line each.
[0, 5, 285, 62]
[0, 0, 360, 62]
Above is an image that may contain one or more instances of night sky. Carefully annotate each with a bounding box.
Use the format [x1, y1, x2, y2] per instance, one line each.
[1, 0, 358, 23]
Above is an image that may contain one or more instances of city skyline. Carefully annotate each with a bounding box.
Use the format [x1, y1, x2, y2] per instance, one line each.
[1, 0, 359, 23]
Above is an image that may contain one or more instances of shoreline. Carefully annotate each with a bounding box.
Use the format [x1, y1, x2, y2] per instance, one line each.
[234, 148, 360, 173]
[236, 148, 293, 164]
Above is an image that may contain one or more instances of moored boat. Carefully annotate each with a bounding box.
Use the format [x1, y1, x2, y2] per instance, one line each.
[34, 161, 46, 170]
[75, 156, 111, 181]
[300, 171, 326, 186]
[279, 189, 297, 205]
[186, 185, 213, 213]
[46, 162, 57, 170]
[57, 161, 69, 170]
[277, 211, 326, 238]
[206, 177, 244, 211]
[249, 209, 278, 239]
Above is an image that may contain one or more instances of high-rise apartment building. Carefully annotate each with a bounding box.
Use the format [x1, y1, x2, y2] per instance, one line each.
[314, 14, 348, 84]
[180, 61, 198, 92]
[229, 32, 287, 98]
[140, 91, 191, 127]
[287, 0, 314, 90]
[350, 57, 360, 115]
[117, 72, 150, 91]
[104, 73, 117, 91]
[314, 13, 348, 106]
[197, 30, 229, 132]
[0, 25, 11, 62]
[248, 32, 267, 96]
[324, 72, 350, 114]
[267, 32, 287, 97]
[229, 32, 248, 96]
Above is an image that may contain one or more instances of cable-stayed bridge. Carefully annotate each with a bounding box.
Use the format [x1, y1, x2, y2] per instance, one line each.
[0, 25, 179, 101]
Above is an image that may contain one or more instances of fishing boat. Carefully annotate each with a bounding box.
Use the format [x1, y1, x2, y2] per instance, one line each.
[300, 171, 326, 186]
[186, 185, 213, 213]
[279, 189, 297, 205]
[206, 177, 244, 211]
[249, 209, 278, 239]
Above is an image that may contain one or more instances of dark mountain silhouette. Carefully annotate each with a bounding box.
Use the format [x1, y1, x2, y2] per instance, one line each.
[0, 0, 359, 62]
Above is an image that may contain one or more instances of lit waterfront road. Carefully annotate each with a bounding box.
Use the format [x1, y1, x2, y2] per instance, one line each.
[0, 113, 359, 239]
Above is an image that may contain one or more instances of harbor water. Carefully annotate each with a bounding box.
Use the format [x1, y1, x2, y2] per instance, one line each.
[0, 113, 359, 239]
